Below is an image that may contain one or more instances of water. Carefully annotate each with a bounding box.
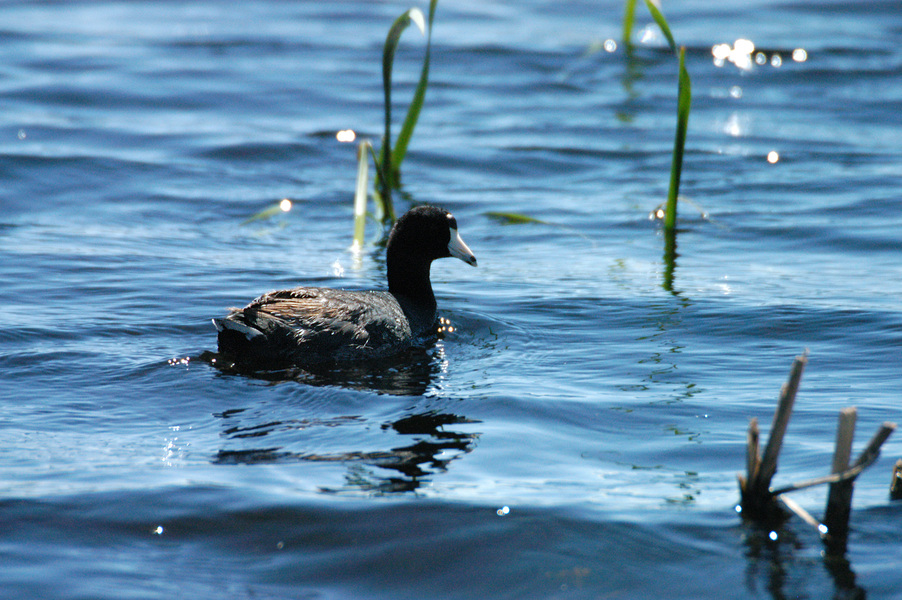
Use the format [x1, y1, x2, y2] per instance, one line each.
[2, 0, 902, 597]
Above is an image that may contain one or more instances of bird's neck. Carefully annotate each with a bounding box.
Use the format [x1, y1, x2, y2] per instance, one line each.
[388, 254, 434, 302]
[387, 253, 437, 331]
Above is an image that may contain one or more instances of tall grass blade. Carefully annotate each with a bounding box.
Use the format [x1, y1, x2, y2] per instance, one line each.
[664, 46, 691, 232]
[392, 0, 437, 181]
[643, 0, 676, 53]
[352, 140, 372, 249]
[377, 7, 427, 213]
[622, 0, 637, 48]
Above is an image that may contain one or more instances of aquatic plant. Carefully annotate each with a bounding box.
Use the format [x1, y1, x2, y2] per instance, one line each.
[349, 1, 438, 249]
[241, 198, 294, 226]
[623, 0, 675, 52]
[374, 0, 438, 220]
[664, 46, 691, 234]
[353, 140, 373, 250]
[622, 0, 637, 48]
[485, 212, 546, 225]
[642, 0, 676, 52]
[622, 1, 690, 289]
[623, 1, 690, 234]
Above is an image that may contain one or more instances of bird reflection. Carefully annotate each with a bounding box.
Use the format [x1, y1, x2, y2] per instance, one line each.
[213, 410, 480, 495]
[196, 317, 479, 493]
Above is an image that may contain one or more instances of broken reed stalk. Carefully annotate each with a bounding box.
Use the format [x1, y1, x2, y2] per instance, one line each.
[738, 354, 896, 555]
[759, 353, 807, 484]
[826, 420, 896, 554]
[768, 419, 896, 492]
[852, 422, 896, 471]
[739, 353, 807, 521]
[823, 408, 857, 554]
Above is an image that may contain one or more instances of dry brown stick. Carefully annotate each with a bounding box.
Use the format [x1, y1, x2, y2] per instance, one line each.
[831, 409, 858, 473]
[754, 353, 807, 492]
[851, 422, 896, 468]
[777, 493, 821, 529]
[770, 460, 875, 495]
[746, 417, 760, 486]
[738, 353, 808, 521]
[770, 421, 895, 495]
[823, 408, 858, 552]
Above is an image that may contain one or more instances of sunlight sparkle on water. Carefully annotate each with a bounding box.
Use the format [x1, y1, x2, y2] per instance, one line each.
[767, 151, 780, 164]
[438, 316, 456, 334]
[603, 39, 617, 53]
[336, 129, 356, 142]
[712, 40, 805, 71]
[724, 113, 745, 137]
[279, 198, 292, 212]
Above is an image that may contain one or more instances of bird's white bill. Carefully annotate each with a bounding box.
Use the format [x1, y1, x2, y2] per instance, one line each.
[448, 228, 477, 266]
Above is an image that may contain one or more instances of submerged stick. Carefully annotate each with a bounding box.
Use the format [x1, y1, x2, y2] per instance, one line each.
[823, 408, 858, 554]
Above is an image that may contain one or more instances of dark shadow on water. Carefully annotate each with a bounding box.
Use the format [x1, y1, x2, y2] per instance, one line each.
[195, 319, 483, 494]
[198, 342, 443, 397]
[741, 522, 866, 600]
[212, 409, 480, 495]
[662, 227, 678, 294]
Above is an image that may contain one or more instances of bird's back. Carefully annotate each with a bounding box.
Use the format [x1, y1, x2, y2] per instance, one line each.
[214, 287, 414, 367]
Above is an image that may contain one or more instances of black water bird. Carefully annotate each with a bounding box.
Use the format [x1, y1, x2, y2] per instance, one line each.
[213, 205, 477, 368]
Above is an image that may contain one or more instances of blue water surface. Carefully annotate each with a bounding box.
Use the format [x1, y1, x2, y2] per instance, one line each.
[2, 1, 902, 598]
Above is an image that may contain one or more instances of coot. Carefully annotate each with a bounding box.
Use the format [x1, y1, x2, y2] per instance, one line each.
[213, 205, 477, 368]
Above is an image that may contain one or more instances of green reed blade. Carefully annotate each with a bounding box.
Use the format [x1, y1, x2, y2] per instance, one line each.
[352, 140, 372, 249]
[643, 0, 676, 52]
[242, 200, 291, 225]
[664, 46, 691, 232]
[486, 212, 546, 225]
[622, 0, 637, 47]
[377, 7, 426, 212]
[392, 0, 437, 183]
